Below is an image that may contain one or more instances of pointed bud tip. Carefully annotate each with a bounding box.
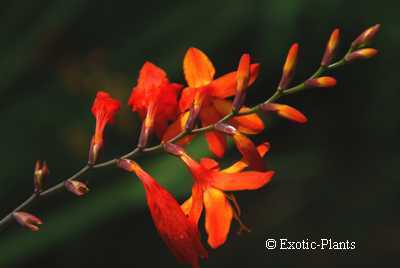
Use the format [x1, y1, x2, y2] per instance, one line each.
[279, 43, 299, 89]
[352, 24, 381, 48]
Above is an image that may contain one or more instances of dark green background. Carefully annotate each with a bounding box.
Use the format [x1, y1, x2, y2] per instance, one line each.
[0, 0, 398, 267]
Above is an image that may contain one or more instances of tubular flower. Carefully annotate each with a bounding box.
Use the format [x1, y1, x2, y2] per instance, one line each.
[118, 159, 207, 268]
[128, 62, 182, 147]
[162, 48, 264, 158]
[89, 91, 121, 164]
[165, 145, 274, 248]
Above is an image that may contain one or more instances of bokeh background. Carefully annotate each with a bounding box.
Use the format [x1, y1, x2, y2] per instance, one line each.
[0, 0, 398, 267]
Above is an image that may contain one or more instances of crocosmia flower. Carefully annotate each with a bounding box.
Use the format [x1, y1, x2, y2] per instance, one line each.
[128, 62, 182, 147]
[165, 144, 274, 248]
[118, 159, 207, 268]
[163, 48, 264, 158]
[89, 91, 121, 164]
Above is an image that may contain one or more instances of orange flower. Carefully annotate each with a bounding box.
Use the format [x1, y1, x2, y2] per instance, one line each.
[128, 62, 182, 147]
[118, 159, 207, 268]
[89, 91, 121, 164]
[165, 144, 274, 248]
[163, 48, 264, 157]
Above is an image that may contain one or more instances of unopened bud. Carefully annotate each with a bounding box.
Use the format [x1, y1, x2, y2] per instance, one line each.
[214, 123, 237, 135]
[321, 28, 340, 66]
[88, 138, 102, 165]
[345, 48, 378, 62]
[64, 180, 89, 196]
[233, 54, 250, 112]
[261, 103, 307, 124]
[352, 24, 380, 49]
[305, 77, 337, 88]
[13, 212, 43, 232]
[163, 142, 185, 156]
[34, 161, 49, 193]
[278, 43, 299, 90]
[117, 159, 134, 172]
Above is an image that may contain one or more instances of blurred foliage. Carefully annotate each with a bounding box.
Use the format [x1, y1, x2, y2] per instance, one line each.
[0, 0, 398, 267]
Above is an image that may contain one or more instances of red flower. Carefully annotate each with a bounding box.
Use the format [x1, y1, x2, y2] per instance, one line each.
[118, 159, 207, 268]
[165, 144, 273, 248]
[163, 48, 264, 157]
[89, 91, 121, 164]
[128, 62, 182, 147]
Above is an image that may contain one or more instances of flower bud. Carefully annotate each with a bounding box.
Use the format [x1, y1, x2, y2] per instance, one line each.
[214, 123, 237, 136]
[260, 103, 307, 123]
[232, 54, 250, 112]
[163, 142, 185, 156]
[278, 43, 299, 90]
[34, 160, 49, 193]
[351, 24, 380, 49]
[13, 212, 43, 232]
[117, 159, 137, 172]
[64, 180, 89, 196]
[321, 28, 340, 66]
[185, 88, 208, 131]
[305, 77, 337, 88]
[88, 139, 102, 165]
[345, 48, 378, 62]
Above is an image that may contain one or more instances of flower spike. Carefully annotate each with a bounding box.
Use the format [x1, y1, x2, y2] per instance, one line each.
[345, 48, 378, 62]
[13, 212, 43, 232]
[89, 91, 121, 165]
[352, 24, 380, 49]
[321, 28, 340, 66]
[117, 159, 207, 268]
[278, 43, 299, 90]
[34, 160, 49, 193]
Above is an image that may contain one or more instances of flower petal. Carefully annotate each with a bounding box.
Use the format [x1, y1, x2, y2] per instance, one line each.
[212, 99, 264, 134]
[212, 170, 274, 191]
[232, 133, 265, 171]
[184, 47, 215, 88]
[200, 158, 220, 171]
[204, 187, 233, 248]
[188, 183, 204, 226]
[162, 111, 194, 145]
[222, 142, 270, 173]
[200, 104, 227, 157]
[179, 87, 197, 112]
[181, 196, 193, 216]
[210, 64, 260, 98]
